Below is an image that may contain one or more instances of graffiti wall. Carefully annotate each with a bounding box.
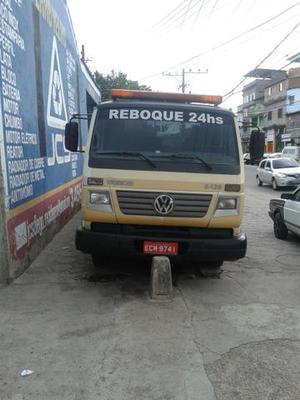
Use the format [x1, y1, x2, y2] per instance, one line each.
[0, 0, 100, 281]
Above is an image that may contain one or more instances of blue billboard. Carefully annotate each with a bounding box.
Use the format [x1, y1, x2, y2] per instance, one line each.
[0, 0, 100, 261]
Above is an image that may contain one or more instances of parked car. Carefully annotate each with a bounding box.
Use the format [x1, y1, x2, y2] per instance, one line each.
[256, 158, 300, 190]
[268, 152, 282, 158]
[243, 153, 251, 164]
[269, 187, 300, 239]
[282, 146, 300, 162]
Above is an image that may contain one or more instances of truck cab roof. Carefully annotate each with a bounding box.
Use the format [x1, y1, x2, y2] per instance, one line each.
[99, 99, 234, 117]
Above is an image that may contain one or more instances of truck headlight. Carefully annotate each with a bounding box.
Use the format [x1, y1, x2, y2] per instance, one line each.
[90, 191, 110, 204]
[89, 191, 112, 212]
[214, 197, 239, 217]
[217, 198, 237, 209]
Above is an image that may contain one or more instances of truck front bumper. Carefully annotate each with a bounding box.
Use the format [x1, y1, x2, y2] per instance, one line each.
[76, 224, 247, 261]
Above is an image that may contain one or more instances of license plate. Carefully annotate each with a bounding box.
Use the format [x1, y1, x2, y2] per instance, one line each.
[143, 241, 178, 255]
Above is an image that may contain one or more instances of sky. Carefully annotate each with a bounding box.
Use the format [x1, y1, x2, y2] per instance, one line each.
[67, 0, 300, 111]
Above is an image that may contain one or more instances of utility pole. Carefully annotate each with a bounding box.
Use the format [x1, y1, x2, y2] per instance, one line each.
[80, 45, 92, 64]
[163, 68, 208, 93]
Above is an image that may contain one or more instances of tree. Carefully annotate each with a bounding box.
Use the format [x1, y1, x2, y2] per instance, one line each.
[94, 70, 151, 101]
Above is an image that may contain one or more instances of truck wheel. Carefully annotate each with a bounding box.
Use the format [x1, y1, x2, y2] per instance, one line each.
[195, 260, 223, 278]
[274, 212, 288, 239]
[272, 178, 278, 190]
[91, 253, 110, 267]
[256, 175, 263, 186]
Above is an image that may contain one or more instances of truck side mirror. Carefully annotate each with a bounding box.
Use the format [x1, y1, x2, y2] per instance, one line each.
[65, 121, 79, 152]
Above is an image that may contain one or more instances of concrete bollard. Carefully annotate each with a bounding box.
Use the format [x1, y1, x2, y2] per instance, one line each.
[150, 256, 173, 301]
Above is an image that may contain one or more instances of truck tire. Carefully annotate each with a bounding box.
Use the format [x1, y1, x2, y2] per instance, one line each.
[195, 260, 223, 278]
[274, 212, 288, 240]
[91, 253, 111, 267]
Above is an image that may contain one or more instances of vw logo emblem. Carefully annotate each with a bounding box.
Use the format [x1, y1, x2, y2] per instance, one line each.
[154, 194, 174, 215]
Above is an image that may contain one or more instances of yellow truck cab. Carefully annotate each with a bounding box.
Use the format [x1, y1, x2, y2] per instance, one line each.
[65, 89, 247, 269]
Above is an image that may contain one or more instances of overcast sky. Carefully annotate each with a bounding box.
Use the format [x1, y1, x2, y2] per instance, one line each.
[67, 0, 300, 110]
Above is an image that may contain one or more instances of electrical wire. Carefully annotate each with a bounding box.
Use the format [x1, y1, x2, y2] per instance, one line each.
[208, 0, 220, 19]
[187, 11, 300, 70]
[142, 1, 300, 80]
[223, 21, 300, 102]
[181, 0, 194, 26]
[192, 0, 206, 25]
[158, 0, 209, 34]
[150, 0, 190, 31]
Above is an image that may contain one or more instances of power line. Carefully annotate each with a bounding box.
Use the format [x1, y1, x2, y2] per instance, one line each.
[157, 0, 236, 35]
[150, 0, 190, 30]
[169, 2, 300, 71]
[192, 0, 207, 25]
[223, 21, 300, 102]
[158, 0, 208, 34]
[181, 0, 194, 26]
[193, 0, 239, 27]
[208, 0, 220, 19]
[142, 1, 300, 80]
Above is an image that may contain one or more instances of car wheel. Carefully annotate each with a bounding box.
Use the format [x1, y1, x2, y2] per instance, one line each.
[256, 175, 263, 186]
[274, 212, 288, 240]
[272, 178, 278, 190]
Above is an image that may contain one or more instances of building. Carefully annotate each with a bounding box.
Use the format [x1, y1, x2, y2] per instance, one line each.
[0, 0, 101, 284]
[237, 79, 266, 150]
[237, 69, 287, 152]
[285, 67, 300, 146]
[262, 75, 288, 152]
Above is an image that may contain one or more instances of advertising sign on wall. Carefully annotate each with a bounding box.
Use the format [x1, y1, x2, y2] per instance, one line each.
[0, 0, 100, 268]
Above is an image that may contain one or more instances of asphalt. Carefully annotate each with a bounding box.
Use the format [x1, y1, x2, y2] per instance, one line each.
[0, 165, 300, 400]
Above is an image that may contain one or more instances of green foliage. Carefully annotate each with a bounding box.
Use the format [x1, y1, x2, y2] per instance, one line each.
[94, 70, 151, 101]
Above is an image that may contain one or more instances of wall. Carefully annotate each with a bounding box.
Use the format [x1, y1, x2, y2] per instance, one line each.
[0, 0, 100, 284]
[286, 88, 300, 114]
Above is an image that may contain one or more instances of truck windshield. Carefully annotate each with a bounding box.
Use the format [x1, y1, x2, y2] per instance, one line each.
[89, 106, 240, 174]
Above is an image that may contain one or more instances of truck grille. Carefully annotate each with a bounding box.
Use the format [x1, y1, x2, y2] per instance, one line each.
[117, 191, 212, 218]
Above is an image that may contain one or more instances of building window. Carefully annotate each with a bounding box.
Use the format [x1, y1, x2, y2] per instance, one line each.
[289, 95, 295, 105]
[268, 111, 272, 121]
[268, 87, 272, 96]
[243, 95, 249, 104]
[279, 82, 283, 92]
[278, 108, 283, 119]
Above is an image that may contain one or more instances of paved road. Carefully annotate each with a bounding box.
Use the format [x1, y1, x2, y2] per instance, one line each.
[1, 166, 300, 400]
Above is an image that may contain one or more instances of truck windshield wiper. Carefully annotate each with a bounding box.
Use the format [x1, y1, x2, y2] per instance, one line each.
[95, 151, 157, 168]
[152, 153, 212, 170]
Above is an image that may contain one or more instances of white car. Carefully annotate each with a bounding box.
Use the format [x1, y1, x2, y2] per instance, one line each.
[267, 152, 282, 158]
[243, 153, 251, 164]
[282, 146, 300, 162]
[269, 187, 300, 239]
[256, 157, 300, 190]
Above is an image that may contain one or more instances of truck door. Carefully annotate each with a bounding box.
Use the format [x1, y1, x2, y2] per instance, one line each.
[284, 188, 300, 235]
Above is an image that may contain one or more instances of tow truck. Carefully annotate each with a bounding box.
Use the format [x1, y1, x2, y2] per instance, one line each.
[65, 89, 247, 274]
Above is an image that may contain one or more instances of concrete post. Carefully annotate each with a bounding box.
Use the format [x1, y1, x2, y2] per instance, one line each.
[0, 155, 9, 285]
[150, 256, 173, 301]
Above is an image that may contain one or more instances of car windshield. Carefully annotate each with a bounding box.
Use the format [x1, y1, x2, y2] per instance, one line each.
[89, 106, 239, 173]
[272, 159, 299, 169]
